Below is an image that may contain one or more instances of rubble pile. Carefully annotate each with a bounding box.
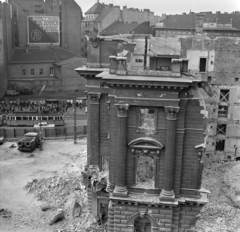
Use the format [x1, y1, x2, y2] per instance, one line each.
[25, 172, 85, 206]
[23, 150, 100, 232]
[196, 162, 240, 232]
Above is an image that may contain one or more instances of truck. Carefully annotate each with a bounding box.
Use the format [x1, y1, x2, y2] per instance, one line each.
[17, 132, 41, 152]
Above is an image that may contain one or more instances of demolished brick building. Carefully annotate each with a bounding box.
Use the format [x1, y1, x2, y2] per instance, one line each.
[76, 35, 209, 232]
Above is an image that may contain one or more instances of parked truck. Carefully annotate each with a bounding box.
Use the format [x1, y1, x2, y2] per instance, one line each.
[17, 132, 40, 152]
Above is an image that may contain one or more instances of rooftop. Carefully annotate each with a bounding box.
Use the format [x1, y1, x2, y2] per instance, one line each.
[156, 12, 240, 30]
[10, 47, 82, 64]
[102, 22, 142, 35]
[85, 2, 105, 14]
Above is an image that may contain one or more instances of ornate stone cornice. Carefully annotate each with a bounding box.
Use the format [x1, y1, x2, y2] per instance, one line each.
[165, 106, 180, 120]
[115, 104, 129, 117]
[86, 92, 101, 103]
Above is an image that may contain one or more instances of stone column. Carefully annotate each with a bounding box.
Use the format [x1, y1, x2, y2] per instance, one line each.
[87, 92, 101, 167]
[160, 106, 179, 202]
[113, 104, 129, 197]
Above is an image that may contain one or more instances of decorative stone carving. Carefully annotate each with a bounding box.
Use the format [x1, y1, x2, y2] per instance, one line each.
[165, 106, 180, 120]
[139, 208, 148, 218]
[87, 92, 101, 103]
[115, 104, 129, 117]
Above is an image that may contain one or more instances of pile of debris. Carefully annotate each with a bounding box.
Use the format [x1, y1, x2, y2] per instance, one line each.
[196, 162, 240, 232]
[24, 150, 102, 232]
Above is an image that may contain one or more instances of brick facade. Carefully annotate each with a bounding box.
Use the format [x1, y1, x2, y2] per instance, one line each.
[76, 37, 208, 232]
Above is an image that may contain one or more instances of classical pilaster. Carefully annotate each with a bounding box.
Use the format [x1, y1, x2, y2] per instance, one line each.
[113, 104, 129, 197]
[87, 92, 101, 167]
[160, 106, 179, 202]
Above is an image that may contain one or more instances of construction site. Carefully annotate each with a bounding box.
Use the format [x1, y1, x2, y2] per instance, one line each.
[1, 2, 240, 231]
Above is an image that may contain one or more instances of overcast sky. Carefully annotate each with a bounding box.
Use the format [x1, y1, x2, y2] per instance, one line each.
[76, 0, 240, 16]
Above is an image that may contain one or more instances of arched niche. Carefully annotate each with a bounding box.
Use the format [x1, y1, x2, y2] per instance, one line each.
[126, 211, 158, 231]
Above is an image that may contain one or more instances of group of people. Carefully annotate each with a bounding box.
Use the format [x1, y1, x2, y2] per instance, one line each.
[0, 100, 86, 114]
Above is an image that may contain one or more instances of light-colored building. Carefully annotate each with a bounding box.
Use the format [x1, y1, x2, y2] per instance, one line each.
[82, 2, 160, 38]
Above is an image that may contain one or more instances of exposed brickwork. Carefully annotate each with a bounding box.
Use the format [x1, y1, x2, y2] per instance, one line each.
[87, 188, 92, 212]
[178, 204, 202, 231]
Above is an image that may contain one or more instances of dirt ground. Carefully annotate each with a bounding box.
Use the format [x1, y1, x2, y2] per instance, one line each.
[0, 139, 88, 232]
[2, 138, 240, 232]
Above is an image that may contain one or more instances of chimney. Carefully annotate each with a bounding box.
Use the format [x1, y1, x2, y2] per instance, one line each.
[171, 59, 182, 74]
[195, 13, 204, 35]
[116, 57, 127, 75]
[109, 56, 117, 74]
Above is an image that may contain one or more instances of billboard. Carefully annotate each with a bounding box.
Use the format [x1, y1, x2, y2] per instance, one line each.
[28, 16, 60, 44]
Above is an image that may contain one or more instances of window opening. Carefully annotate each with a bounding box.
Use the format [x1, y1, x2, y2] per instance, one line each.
[208, 76, 211, 82]
[31, 69, 35, 75]
[135, 59, 143, 63]
[138, 108, 157, 135]
[135, 154, 155, 189]
[199, 58, 207, 72]
[97, 203, 108, 226]
[50, 67, 54, 75]
[217, 124, 226, 135]
[235, 77, 239, 82]
[134, 216, 151, 232]
[39, 68, 43, 75]
[216, 140, 225, 151]
[220, 89, 229, 102]
[22, 69, 26, 75]
[218, 106, 228, 117]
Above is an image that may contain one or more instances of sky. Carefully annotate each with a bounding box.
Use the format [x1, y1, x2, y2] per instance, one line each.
[76, 0, 240, 16]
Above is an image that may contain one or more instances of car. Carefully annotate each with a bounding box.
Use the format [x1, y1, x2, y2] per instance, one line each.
[17, 132, 40, 152]
[33, 122, 55, 128]
[5, 90, 20, 96]
[19, 89, 33, 95]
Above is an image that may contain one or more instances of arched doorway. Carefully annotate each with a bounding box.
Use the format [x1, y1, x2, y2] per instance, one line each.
[134, 216, 151, 232]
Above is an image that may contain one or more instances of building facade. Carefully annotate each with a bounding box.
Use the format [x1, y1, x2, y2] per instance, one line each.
[8, 0, 83, 55]
[84, 32, 240, 163]
[8, 47, 86, 92]
[82, 2, 158, 38]
[76, 37, 208, 232]
[154, 12, 240, 39]
[0, 2, 12, 98]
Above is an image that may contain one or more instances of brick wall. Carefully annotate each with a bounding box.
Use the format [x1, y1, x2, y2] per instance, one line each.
[99, 94, 110, 169]
[181, 100, 205, 190]
[107, 200, 203, 232]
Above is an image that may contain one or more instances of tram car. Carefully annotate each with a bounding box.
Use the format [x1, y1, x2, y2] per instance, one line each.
[6, 111, 64, 127]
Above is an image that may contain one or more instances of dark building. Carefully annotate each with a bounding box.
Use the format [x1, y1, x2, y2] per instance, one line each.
[76, 36, 209, 232]
[0, 0, 86, 97]
[8, 0, 83, 55]
[9, 47, 86, 92]
[0, 2, 12, 98]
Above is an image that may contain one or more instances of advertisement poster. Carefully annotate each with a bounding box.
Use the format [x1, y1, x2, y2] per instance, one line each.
[28, 16, 60, 44]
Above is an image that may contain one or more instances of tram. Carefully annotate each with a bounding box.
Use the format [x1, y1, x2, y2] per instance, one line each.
[5, 111, 64, 127]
